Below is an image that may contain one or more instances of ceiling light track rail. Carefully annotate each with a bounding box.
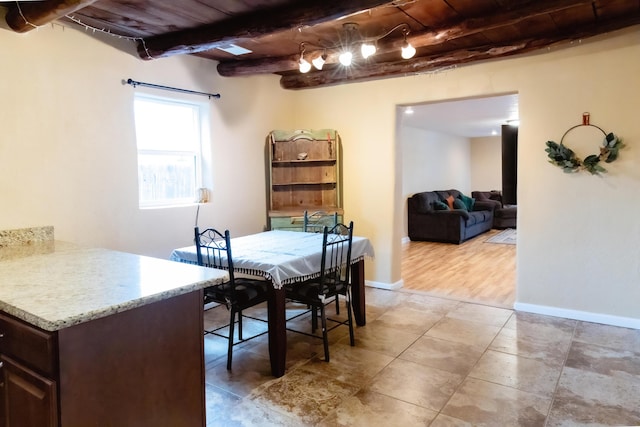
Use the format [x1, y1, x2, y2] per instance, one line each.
[125, 78, 221, 99]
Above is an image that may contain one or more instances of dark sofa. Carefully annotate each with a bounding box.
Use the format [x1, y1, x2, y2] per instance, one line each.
[472, 190, 517, 229]
[407, 189, 494, 244]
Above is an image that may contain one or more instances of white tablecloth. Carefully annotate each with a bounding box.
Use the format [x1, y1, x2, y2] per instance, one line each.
[170, 230, 374, 289]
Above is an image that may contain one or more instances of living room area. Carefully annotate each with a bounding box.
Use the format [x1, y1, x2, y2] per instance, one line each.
[399, 94, 518, 308]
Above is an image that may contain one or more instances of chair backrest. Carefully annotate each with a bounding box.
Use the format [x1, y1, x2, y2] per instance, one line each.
[318, 221, 354, 287]
[304, 210, 338, 233]
[194, 227, 236, 283]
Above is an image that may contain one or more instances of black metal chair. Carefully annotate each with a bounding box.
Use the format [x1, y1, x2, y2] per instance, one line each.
[303, 210, 338, 233]
[303, 210, 343, 314]
[194, 227, 269, 370]
[284, 221, 355, 362]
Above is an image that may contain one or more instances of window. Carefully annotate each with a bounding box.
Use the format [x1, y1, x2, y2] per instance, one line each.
[133, 94, 208, 208]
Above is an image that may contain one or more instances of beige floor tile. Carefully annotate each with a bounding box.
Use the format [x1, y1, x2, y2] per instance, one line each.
[351, 320, 421, 357]
[373, 305, 443, 335]
[251, 368, 360, 425]
[399, 335, 485, 375]
[445, 302, 512, 327]
[317, 389, 438, 427]
[430, 413, 474, 426]
[565, 340, 640, 379]
[574, 321, 640, 352]
[546, 366, 640, 426]
[398, 291, 461, 315]
[205, 349, 273, 398]
[297, 341, 394, 386]
[469, 350, 562, 397]
[368, 358, 464, 411]
[503, 311, 577, 332]
[425, 316, 501, 350]
[441, 378, 551, 426]
[490, 313, 574, 363]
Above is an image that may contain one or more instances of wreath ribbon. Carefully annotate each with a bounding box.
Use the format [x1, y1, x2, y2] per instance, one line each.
[545, 113, 624, 175]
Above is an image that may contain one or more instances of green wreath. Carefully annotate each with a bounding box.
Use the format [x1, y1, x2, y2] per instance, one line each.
[545, 124, 624, 175]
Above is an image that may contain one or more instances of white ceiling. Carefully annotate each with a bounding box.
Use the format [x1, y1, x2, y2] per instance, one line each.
[399, 93, 519, 138]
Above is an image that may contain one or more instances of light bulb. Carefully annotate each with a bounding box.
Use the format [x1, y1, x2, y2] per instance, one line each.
[312, 54, 326, 70]
[401, 43, 416, 59]
[299, 57, 311, 73]
[361, 42, 376, 59]
[339, 51, 353, 66]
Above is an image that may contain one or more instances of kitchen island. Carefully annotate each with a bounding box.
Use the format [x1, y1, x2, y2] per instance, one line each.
[0, 238, 227, 427]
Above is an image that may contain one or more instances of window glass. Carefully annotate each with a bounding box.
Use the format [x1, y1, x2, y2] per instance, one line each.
[134, 95, 207, 207]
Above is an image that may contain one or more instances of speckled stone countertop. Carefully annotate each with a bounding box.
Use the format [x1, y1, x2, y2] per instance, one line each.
[0, 241, 228, 331]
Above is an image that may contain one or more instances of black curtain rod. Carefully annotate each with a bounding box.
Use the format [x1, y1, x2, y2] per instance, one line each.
[125, 78, 221, 99]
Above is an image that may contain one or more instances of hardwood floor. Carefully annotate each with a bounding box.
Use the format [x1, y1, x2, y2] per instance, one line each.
[401, 228, 516, 307]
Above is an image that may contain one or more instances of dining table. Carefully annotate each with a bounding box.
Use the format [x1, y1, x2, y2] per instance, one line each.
[170, 229, 375, 377]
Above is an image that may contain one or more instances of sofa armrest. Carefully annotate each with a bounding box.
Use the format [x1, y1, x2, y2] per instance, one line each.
[473, 200, 499, 212]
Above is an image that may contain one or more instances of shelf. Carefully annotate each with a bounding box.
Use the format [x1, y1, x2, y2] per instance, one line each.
[272, 159, 336, 164]
[272, 182, 336, 186]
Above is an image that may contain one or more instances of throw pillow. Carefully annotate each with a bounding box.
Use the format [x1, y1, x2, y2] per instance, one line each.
[453, 198, 467, 210]
[459, 193, 475, 211]
[433, 200, 449, 210]
[445, 195, 455, 210]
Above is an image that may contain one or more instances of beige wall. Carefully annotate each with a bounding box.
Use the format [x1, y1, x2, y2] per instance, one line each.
[400, 126, 471, 239]
[470, 135, 502, 191]
[0, 24, 294, 259]
[2, 20, 639, 326]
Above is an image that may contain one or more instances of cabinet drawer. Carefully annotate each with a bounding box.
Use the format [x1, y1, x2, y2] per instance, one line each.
[270, 216, 304, 231]
[0, 313, 57, 377]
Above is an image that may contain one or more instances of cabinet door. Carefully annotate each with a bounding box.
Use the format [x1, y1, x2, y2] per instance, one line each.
[1, 356, 57, 427]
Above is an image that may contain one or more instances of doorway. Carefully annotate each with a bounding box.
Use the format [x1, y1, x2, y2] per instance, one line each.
[398, 93, 519, 308]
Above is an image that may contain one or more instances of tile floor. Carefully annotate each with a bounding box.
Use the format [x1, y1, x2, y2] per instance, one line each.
[203, 287, 640, 426]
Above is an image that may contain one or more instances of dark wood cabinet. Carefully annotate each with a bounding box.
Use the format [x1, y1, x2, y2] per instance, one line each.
[268, 129, 343, 230]
[2, 356, 57, 427]
[0, 289, 205, 426]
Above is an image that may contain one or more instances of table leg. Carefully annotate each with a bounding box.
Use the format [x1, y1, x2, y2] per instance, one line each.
[350, 259, 366, 326]
[267, 285, 287, 377]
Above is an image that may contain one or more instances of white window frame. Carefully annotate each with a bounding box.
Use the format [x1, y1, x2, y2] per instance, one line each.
[133, 93, 210, 209]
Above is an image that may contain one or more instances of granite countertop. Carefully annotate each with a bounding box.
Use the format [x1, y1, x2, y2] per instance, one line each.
[0, 241, 228, 331]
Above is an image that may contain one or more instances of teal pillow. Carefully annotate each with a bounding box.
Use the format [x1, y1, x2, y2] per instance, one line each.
[458, 193, 475, 211]
[453, 198, 467, 210]
[433, 200, 449, 210]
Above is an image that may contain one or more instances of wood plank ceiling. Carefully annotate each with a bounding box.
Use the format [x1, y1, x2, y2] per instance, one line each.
[3, 0, 639, 89]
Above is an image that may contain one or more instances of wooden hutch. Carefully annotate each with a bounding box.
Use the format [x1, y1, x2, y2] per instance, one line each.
[267, 129, 343, 230]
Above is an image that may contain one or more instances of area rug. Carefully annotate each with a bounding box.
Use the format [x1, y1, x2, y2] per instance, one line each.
[485, 228, 517, 245]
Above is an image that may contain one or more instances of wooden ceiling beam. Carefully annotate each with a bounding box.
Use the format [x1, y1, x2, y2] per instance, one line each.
[279, 14, 640, 89]
[135, 0, 396, 60]
[5, 0, 99, 33]
[217, 0, 596, 77]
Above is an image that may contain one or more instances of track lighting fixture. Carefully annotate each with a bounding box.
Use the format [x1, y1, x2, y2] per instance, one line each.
[312, 51, 327, 70]
[338, 51, 353, 66]
[401, 27, 416, 59]
[360, 41, 376, 59]
[297, 23, 417, 73]
[298, 43, 311, 73]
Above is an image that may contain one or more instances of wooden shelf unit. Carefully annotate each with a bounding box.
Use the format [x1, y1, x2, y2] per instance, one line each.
[268, 129, 343, 230]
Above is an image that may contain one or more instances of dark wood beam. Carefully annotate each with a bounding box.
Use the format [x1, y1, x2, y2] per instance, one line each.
[5, 0, 99, 33]
[217, 0, 595, 77]
[279, 14, 640, 89]
[136, 0, 396, 60]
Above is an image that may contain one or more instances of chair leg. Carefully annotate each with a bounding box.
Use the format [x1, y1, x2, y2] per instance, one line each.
[237, 309, 243, 340]
[227, 309, 236, 370]
[320, 304, 330, 362]
[335, 295, 340, 314]
[345, 291, 355, 346]
[311, 306, 318, 332]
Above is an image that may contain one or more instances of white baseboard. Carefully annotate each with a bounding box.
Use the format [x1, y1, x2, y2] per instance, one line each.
[401, 236, 410, 244]
[514, 302, 640, 330]
[366, 279, 404, 291]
